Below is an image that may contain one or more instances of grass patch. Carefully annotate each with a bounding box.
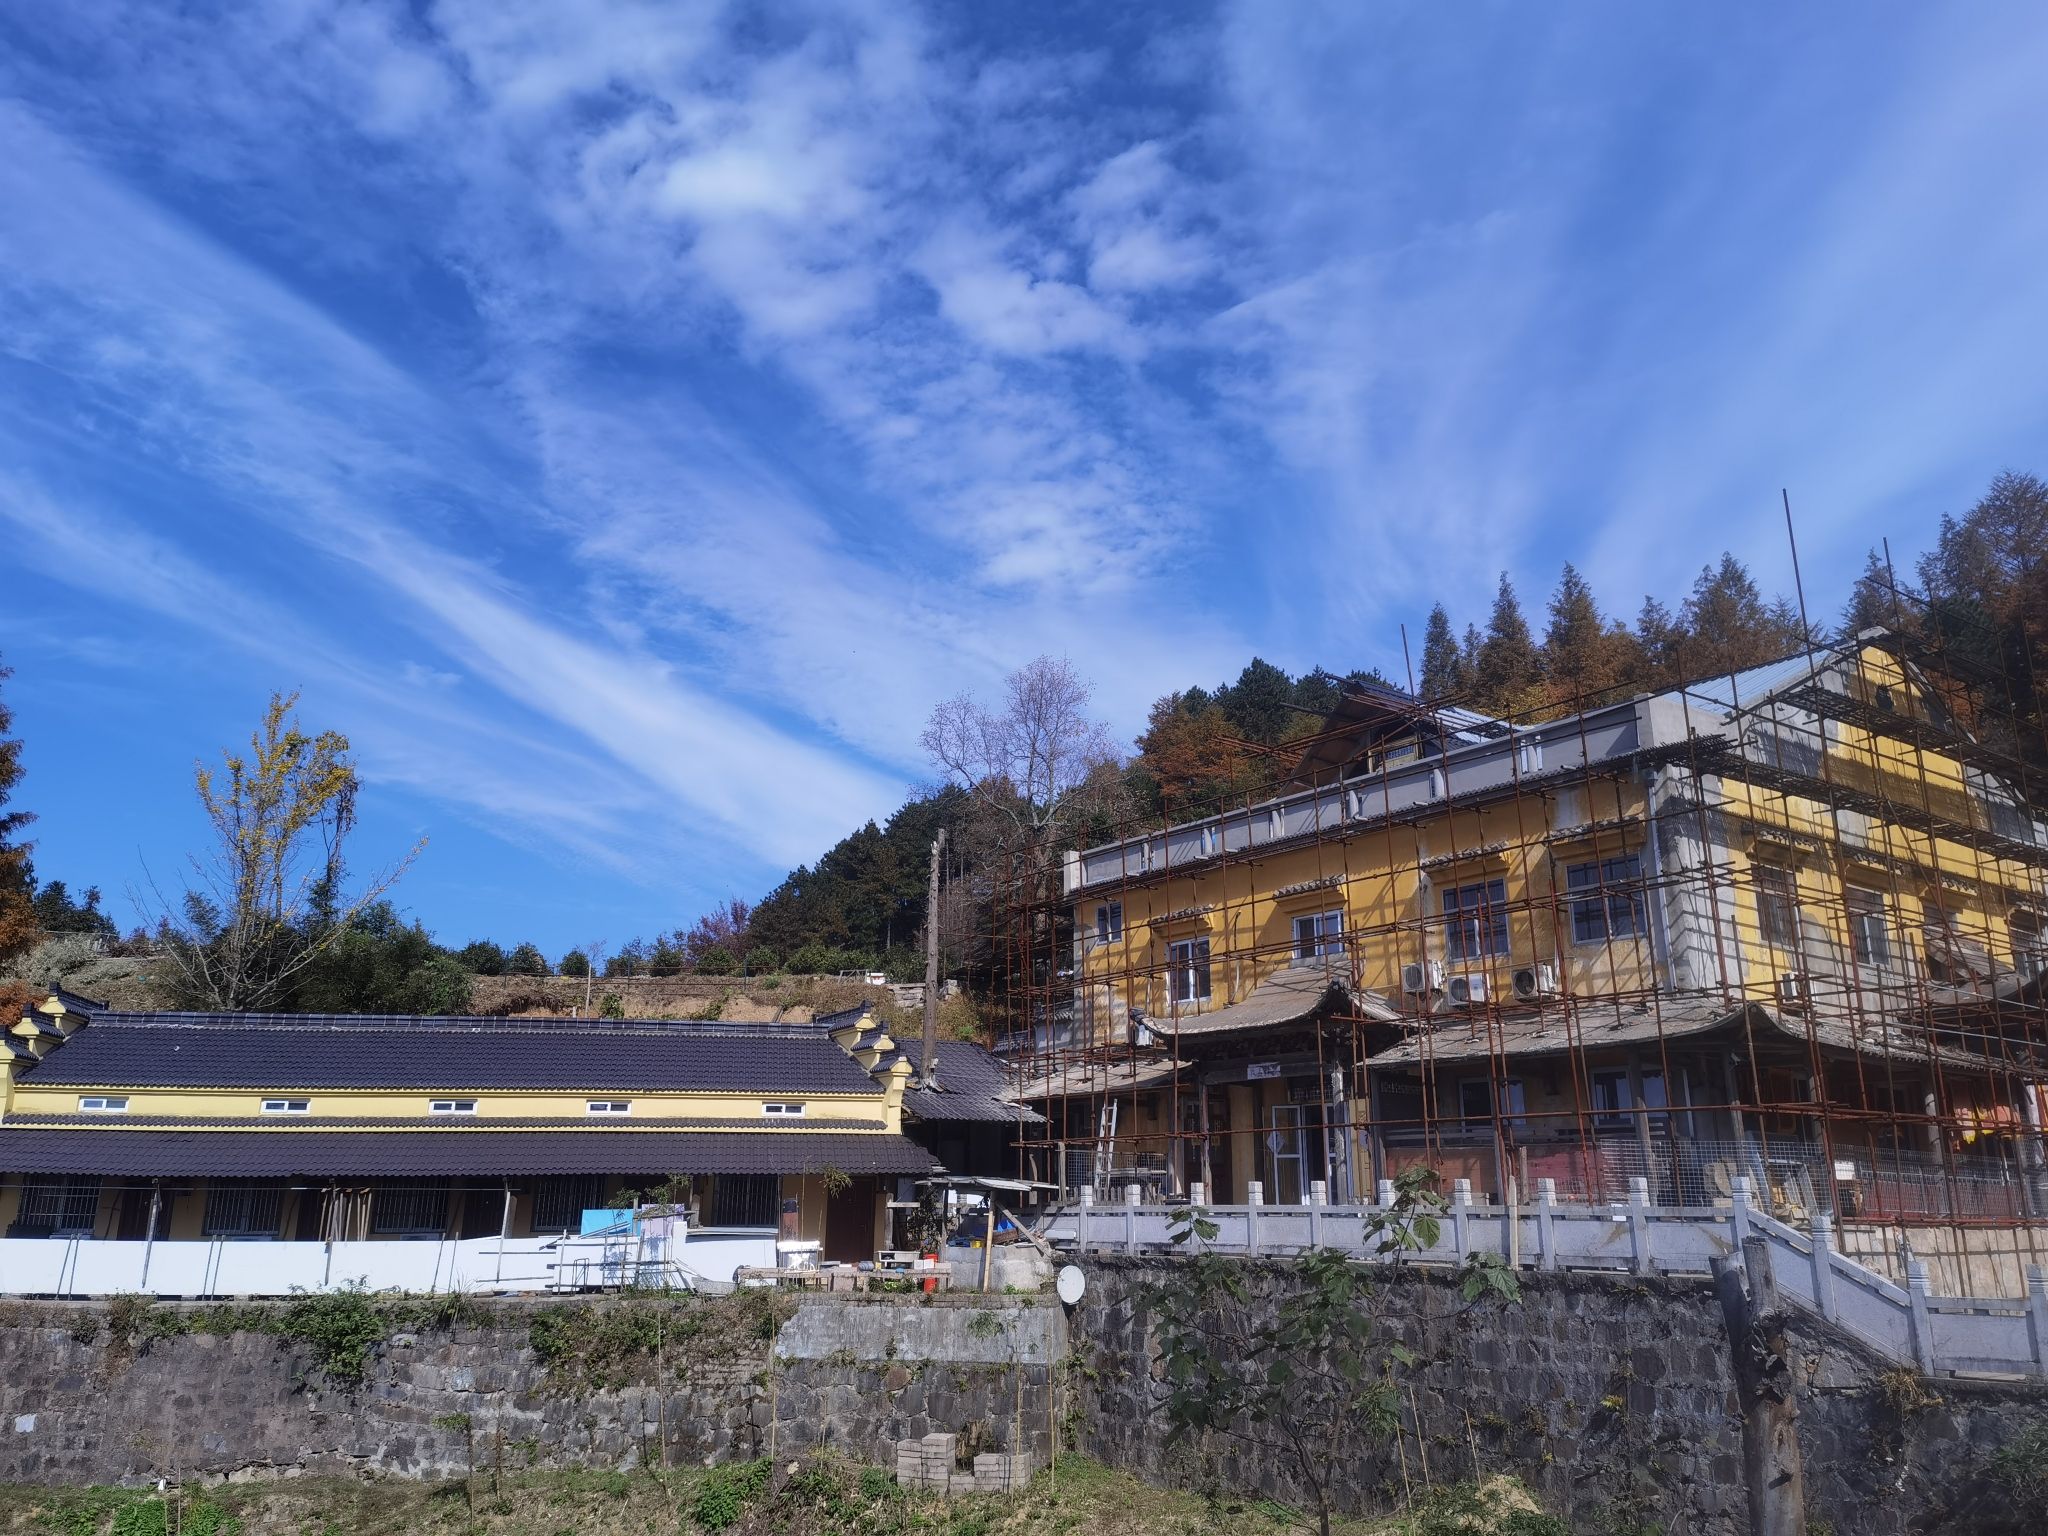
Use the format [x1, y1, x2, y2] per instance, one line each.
[0, 1459, 1583, 1536]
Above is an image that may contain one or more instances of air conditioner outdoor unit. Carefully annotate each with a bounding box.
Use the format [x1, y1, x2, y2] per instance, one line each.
[1511, 963, 1559, 1001]
[1401, 960, 1444, 995]
[1446, 973, 1489, 1007]
[1776, 973, 1809, 1010]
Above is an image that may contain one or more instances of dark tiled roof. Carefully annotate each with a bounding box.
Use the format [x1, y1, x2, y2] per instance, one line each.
[0, 1128, 940, 1178]
[891, 1040, 1043, 1125]
[46, 987, 108, 1015]
[20, 1014, 881, 1095]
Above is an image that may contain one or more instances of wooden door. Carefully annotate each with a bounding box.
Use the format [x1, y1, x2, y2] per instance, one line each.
[822, 1177, 879, 1264]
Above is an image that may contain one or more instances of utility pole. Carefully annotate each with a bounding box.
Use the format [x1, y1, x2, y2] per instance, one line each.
[920, 828, 946, 1089]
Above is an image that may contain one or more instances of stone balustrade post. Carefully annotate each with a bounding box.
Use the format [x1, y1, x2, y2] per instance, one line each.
[1536, 1177, 1557, 1271]
[1907, 1260, 1935, 1373]
[1628, 1176, 1652, 1276]
[1246, 1181, 1263, 1257]
[1810, 1209, 1839, 1322]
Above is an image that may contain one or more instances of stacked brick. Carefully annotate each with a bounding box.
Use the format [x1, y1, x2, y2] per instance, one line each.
[891, 1432, 1032, 1495]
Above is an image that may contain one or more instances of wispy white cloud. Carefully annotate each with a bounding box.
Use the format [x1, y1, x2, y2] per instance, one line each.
[3, 0, 2042, 945]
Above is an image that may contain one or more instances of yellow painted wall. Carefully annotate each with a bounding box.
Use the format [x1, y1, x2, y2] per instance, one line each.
[1074, 643, 2044, 1037]
[5, 1084, 892, 1125]
[1075, 771, 1657, 1033]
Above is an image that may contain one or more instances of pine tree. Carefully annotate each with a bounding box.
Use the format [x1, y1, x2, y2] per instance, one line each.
[1542, 563, 1608, 701]
[1840, 549, 1898, 639]
[0, 656, 37, 976]
[1419, 605, 1464, 698]
[1473, 573, 1543, 713]
[1635, 597, 1682, 684]
[1217, 658, 1298, 745]
[1683, 553, 1800, 676]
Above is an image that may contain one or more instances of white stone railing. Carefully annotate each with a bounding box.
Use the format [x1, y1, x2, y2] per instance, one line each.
[1041, 1176, 2048, 1379]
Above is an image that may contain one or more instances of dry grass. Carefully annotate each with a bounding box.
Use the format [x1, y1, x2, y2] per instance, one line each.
[0, 1457, 1553, 1536]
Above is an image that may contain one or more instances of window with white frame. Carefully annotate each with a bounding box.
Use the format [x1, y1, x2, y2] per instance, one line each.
[1292, 909, 1344, 959]
[1094, 901, 1123, 945]
[77, 1096, 129, 1114]
[1167, 937, 1211, 1004]
[428, 1099, 477, 1115]
[586, 1100, 632, 1116]
[763, 1102, 805, 1117]
[1753, 863, 1801, 948]
[2012, 910, 2046, 974]
[1566, 856, 1646, 945]
[1442, 879, 1510, 961]
[1847, 888, 1892, 967]
[260, 1098, 310, 1115]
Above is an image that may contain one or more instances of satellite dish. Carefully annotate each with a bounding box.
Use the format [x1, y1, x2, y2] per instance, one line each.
[1056, 1264, 1087, 1306]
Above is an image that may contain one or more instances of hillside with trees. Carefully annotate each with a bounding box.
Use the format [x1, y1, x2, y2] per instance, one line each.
[5, 473, 2039, 1014]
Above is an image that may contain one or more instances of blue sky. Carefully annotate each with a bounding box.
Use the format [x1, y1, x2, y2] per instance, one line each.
[2, 2, 2045, 957]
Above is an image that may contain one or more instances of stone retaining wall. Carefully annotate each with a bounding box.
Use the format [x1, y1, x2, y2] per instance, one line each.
[1072, 1256, 2048, 1536]
[0, 1295, 1059, 1487]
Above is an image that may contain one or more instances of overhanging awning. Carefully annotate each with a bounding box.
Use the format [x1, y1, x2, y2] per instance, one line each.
[0, 1129, 941, 1179]
[1152, 964, 1402, 1039]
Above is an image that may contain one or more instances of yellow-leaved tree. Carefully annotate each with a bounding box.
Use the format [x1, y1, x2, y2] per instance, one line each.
[153, 690, 421, 1012]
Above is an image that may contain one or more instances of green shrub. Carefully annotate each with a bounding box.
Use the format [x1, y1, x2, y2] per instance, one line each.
[276, 1286, 387, 1386]
[692, 1460, 769, 1531]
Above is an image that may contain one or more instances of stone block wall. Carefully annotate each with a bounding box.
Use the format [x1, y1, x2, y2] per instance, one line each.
[0, 1295, 1059, 1488]
[1071, 1255, 2048, 1536]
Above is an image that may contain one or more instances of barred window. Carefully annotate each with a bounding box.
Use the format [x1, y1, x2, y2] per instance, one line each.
[369, 1181, 450, 1237]
[531, 1175, 605, 1232]
[708, 1174, 780, 1228]
[202, 1180, 285, 1239]
[18, 1177, 100, 1233]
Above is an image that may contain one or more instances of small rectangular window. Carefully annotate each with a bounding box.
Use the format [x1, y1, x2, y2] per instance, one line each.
[1566, 857, 1646, 946]
[1167, 937, 1211, 1004]
[1847, 888, 1892, 967]
[2010, 911, 2046, 973]
[586, 1100, 631, 1116]
[1292, 909, 1345, 959]
[1443, 879, 1510, 961]
[78, 1096, 129, 1114]
[428, 1099, 477, 1115]
[1094, 901, 1124, 944]
[1591, 1070, 1667, 1132]
[763, 1102, 806, 1117]
[260, 1098, 310, 1115]
[1458, 1079, 1526, 1132]
[1753, 864, 1800, 949]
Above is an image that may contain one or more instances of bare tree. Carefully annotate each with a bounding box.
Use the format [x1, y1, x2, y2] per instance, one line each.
[922, 658, 1125, 1026]
[150, 691, 421, 1012]
[921, 655, 1122, 872]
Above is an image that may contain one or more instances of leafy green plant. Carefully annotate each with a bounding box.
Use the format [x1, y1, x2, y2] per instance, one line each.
[691, 1460, 769, 1531]
[276, 1284, 388, 1386]
[1149, 1166, 1523, 1536]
